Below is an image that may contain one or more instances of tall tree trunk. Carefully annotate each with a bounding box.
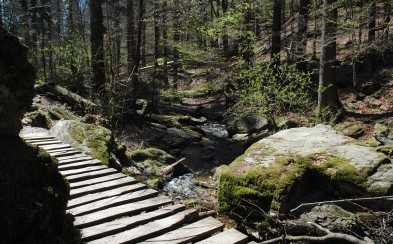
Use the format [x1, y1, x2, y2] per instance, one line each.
[296, 0, 310, 72]
[127, 0, 135, 73]
[272, 0, 282, 60]
[31, 0, 39, 65]
[384, 2, 391, 41]
[162, 0, 169, 84]
[90, 0, 107, 108]
[221, 0, 229, 55]
[154, 0, 160, 66]
[317, 0, 341, 114]
[173, 0, 181, 88]
[366, 1, 376, 72]
[20, 0, 31, 46]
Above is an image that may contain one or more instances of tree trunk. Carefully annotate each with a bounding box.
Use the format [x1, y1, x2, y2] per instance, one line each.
[272, 0, 282, 60]
[317, 0, 341, 114]
[0, 1, 3, 27]
[173, 0, 181, 89]
[384, 2, 391, 41]
[90, 0, 107, 107]
[154, 0, 160, 66]
[127, 0, 135, 74]
[162, 0, 169, 84]
[20, 0, 31, 47]
[296, 0, 310, 72]
[221, 0, 229, 55]
[366, 1, 376, 72]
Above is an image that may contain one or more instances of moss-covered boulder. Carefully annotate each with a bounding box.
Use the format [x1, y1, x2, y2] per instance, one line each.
[50, 120, 120, 165]
[218, 125, 392, 217]
[129, 148, 176, 175]
[0, 138, 77, 243]
[0, 26, 36, 136]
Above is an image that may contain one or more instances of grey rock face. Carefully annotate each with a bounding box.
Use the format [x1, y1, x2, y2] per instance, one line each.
[0, 27, 36, 136]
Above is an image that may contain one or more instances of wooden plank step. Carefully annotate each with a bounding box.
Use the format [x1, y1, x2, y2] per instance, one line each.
[196, 229, 248, 244]
[49, 150, 80, 157]
[69, 176, 138, 199]
[61, 165, 108, 177]
[88, 209, 198, 244]
[58, 155, 93, 164]
[29, 140, 63, 146]
[74, 195, 173, 228]
[69, 173, 126, 190]
[24, 138, 56, 143]
[66, 168, 118, 183]
[21, 134, 54, 140]
[139, 216, 225, 244]
[40, 144, 72, 150]
[46, 148, 77, 154]
[58, 160, 102, 171]
[68, 183, 146, 209]
[69, 189, 158, 216]
[81, 204, 186, 242]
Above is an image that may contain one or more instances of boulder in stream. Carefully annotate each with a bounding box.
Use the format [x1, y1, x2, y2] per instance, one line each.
[218, 125, 392, 217]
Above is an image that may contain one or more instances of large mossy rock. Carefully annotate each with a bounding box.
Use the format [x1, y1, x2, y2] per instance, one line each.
[0, 138, 75, 243]
[218, 125, 392, 216]
[0, 26, 77, 243]
[0, 27, 36, 136]
[50, 120, 119, 165]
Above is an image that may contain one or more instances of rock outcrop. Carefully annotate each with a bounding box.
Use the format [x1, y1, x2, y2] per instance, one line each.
[218, 125, 392, 217]
[50, 120, 126, 165]
[0, 26, 36, 136]
[0, 26, 76, 243]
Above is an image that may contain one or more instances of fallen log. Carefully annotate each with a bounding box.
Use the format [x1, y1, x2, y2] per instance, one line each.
[36, 84, 96, 111]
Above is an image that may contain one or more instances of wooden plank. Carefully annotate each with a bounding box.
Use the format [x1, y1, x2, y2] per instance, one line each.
[196, 229, 248, 244]
[21, 133, 54, 140]
[66, 168, 118, 183]
[69, 188, 158, 216]
[74, 195, 173, 228]
[29, 140, 63, 146]
[46, 148, 77, 154]
[139, 217, 225, 244]
[69, 173, 126, 189]
[61, 165, 108, 177]
[40, 144, 72, 150]
[49, 150, 80, 157]
[67, 183, 146, 209]
[81, 204, 186, 242]
[69, 176, 138, 199]
[58, 155, 93, 164]
[58, 160, 102, 171]
[24, 138, 56, 143]
[89, 209, 198, 244]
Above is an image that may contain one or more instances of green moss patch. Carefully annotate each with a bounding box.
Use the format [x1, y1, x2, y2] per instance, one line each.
[69, 122, 112, 164]
[218, 153, 369, 215]
[129, 148, 176, 165]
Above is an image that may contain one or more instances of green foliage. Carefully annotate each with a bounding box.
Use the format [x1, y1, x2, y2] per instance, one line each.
[226, 57, 315, 126]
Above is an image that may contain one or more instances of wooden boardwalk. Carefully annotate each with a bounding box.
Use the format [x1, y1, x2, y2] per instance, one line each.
[21, 133, 251, 244]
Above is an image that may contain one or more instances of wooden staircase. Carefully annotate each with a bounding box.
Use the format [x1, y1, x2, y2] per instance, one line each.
[21, 133, 251, 244]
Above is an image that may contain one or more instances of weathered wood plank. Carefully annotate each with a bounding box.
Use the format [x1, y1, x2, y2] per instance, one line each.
[40, 144, 72, 150]
[29, 140, 63, 146]
[24, 138, 56, 143]
[139, 216, 224, 244]
[45, 147, 75, 153]
[69, 189, 158, 216]
[61, 165, 108, 177]
[67, 183, 146, 209]
[74, 196, 173, 228]
[21, 134, 54, 140]
[58, 160, 102, 171]
[49, 150, 80, 157]
[81, 204, 186, 242]
[89, 208, 198, 244]
[69, 176, 138, 199]
[57, 155, 93, 164]
[66, 168, 118, 183]
[69, 173, 126, 189]
[195, 229, 248, 244]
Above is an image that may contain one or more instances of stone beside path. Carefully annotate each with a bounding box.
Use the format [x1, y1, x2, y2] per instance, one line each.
[21, 133, 251, 244]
